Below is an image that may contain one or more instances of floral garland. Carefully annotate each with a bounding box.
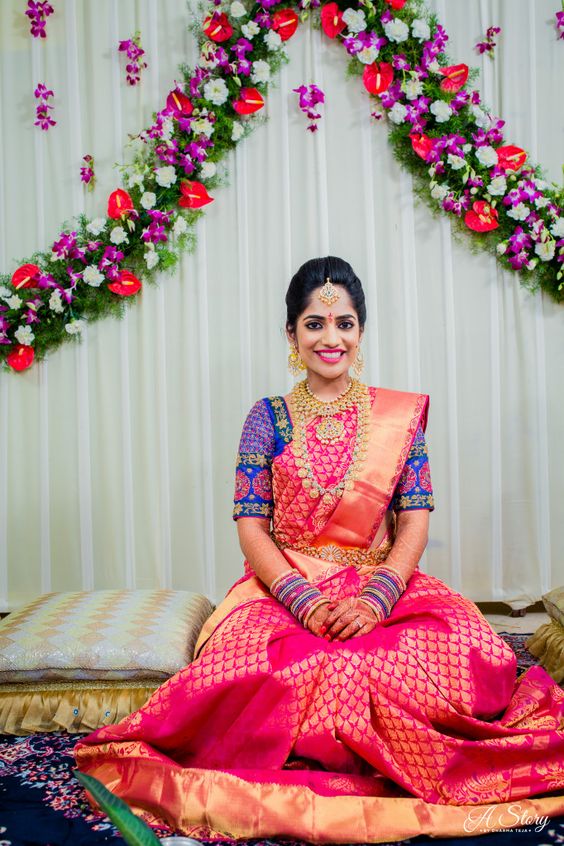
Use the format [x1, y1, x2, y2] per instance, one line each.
[1, 0, 563, 372]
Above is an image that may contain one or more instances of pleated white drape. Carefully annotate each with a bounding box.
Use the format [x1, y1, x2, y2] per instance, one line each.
[0, 0, 562, 611]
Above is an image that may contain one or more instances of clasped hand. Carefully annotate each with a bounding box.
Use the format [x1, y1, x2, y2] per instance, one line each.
[307, 596, 379, 641]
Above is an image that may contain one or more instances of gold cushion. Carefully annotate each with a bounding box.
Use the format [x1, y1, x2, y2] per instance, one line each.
[525, 619, 564, 684]
[542, 586, 564, 627]
[0, 590, 214, 683]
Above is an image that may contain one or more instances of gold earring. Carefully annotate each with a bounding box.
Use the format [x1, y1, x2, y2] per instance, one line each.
[352, 346, 364, 378]
[288, 342, 305, 375]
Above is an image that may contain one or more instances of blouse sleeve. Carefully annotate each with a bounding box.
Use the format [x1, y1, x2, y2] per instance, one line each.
[232, 399, 275, 521]
[389, 423, 435, 512]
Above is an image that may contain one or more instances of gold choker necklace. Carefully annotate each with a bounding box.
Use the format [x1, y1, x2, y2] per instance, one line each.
[289, 378, 371, 501]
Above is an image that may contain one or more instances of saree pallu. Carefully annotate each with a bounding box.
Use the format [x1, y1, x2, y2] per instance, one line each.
[75, 388, 564, 842]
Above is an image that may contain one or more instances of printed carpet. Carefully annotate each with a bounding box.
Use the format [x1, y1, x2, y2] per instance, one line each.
[0, 633, 562, 846]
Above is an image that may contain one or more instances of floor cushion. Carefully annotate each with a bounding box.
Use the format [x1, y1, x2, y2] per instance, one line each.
[0, 590, 214, 733]
[526, 586, 564, 684]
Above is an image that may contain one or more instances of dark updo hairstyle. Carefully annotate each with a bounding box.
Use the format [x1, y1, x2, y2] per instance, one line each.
[285, 256, 366, 334]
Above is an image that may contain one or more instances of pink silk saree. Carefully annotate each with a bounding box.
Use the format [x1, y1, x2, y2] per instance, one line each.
[75, 387, 564, 843]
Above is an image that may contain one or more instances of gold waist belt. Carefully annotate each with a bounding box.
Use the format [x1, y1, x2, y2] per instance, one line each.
[273, 538, 392, 571]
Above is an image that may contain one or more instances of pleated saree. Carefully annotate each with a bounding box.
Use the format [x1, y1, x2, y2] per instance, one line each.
[75, 386, 564, 842]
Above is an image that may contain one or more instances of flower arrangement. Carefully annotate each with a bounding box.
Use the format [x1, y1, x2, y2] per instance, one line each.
[25, 1, 54, 39]
[475, 25, 501, 57]
[34, 83, 56, 131]
[293, 83, 325, 131]
[1, 0, 563, 371]
[118, 33, 148, 86]
[80, 155, 96, 190]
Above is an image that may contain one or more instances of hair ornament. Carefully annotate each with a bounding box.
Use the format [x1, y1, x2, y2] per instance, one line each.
[318, 277, 340, 306]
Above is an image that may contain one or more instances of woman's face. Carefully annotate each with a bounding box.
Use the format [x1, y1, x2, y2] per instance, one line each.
[287, 286, 363, 382]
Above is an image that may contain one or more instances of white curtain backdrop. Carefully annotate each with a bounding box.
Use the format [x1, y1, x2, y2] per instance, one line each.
[0, 0, 563, 611]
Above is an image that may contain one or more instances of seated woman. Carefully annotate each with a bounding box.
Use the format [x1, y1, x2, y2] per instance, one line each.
[75, 257, 564, 842]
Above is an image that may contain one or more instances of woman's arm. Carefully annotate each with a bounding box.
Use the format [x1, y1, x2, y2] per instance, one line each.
[236, 516, 293, 588]
[380, 507, 429, 583]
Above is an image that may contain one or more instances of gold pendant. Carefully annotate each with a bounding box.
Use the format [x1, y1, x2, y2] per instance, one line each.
[315, 416, 345, 444]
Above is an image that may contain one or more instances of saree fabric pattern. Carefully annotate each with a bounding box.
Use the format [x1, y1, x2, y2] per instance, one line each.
[75, 386, 564, 843]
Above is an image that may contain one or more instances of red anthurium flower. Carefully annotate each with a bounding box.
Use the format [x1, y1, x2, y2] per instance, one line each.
[362, 62, 394, 96]
[496, 145, 527, 171]
[320, 3, 346, 38]
[203, 12, 233, 43]
[464, 201, 499, 232]
[11, 263, 40, 290]
[439, 64, 469, 94]
[108, 269, 142, 297]
[272, 8, 299, 41]
[385, 0, 407, 8]
[7, 344, 35, 371]
[107, 189, 134, 220]
[410, 132, 434, 161]
[178, 180, 214, 209]
[166, 89, 193, 117]
[233, 88, 264, 115]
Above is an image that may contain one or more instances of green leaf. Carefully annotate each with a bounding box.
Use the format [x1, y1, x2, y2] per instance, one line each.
[74, 770, 161, 846]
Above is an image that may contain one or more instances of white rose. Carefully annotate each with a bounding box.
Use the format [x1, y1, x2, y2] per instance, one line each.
[145, 249, 159, 270]
[357, 46, 379, 64]
[535, 240, 556, 261]
[127, 172, 144, 189]
[173, 216, 188, 237]
[476, 146, 498, 167]
[264, 29, 282, 50]
[388, 102, 408, 124]
[191, 118, 214, 137]
[83, 265, 105, 287]
[160, 117, 174, 142]
[447, 154, 466, 170]
[471, 105, 489, 129]
[110, 226, 128, 245]
[15, 325, 34, 345]
[487, 175, 507, 196]
[203, 78, 229, 106]
[241, 21, 260, 38]
[383, 18, 409, 43]
[0, 285, 11, 298]
[155, 166, 177, 188]
[430, 99, 452, 123]
[230, 0, 247, 17]
[412, 19, 430, 41]
[140, 192, 157, 210]
[200, 161, 217, 179]
[65, 319, 86, 335]
[7, 295, 22, 310]
[232, 121, 244, 142]
[86, 217, 106, 236]
[49, 291, 64, 313]
[251, 60, 270, 85]
[550, 218, 564, 237]
[507, 203, 530, 221]
[403, 78, 424, 100]
[342, 8, 366, 32]
[431, 183, 448, 202]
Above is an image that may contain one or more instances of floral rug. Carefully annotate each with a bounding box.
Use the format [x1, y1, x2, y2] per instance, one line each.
[0, 633, 562, 846]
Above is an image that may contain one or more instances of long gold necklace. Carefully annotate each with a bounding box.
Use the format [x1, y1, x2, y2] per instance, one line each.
[289, 378, 371, 501]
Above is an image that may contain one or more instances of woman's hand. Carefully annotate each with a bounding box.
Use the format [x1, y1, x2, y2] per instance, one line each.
[322, 597, 380, 641]
[306, 602, 336, 638]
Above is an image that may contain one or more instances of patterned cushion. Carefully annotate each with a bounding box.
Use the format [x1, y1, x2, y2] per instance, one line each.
[542, 586, 564, 627]
[0, 590, 214, 683]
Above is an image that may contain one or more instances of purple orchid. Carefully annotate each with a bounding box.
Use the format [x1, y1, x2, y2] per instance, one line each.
[293, 84, 325, 132]
[118, 33, 147, 86]
[476, 25, 501, 56]
[25, 1, 54, 39]
[556, 11, 564, 40]
[80, 155, 95, 190]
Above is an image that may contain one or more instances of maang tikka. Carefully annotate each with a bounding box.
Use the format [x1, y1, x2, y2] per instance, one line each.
[318, 277, 340, 306]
